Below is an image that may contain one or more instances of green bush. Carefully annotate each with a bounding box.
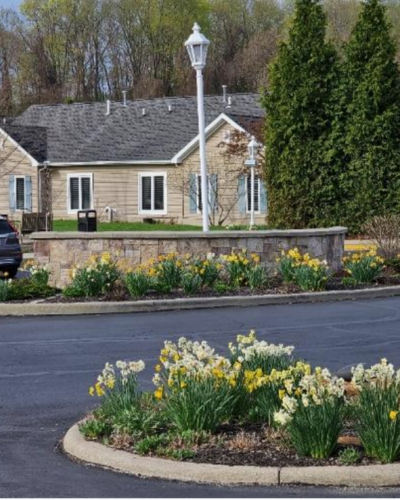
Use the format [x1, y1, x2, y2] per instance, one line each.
[79, 418, 112, 440]
[8, 279, 56, 301]
[338, 447, 361, 466]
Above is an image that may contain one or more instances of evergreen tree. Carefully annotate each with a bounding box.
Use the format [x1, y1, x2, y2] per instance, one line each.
[262, 0, 338, 229]
[336, 0, 400, 233]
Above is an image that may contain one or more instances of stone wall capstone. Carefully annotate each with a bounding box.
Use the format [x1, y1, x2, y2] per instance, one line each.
[31, 228, 347, 288]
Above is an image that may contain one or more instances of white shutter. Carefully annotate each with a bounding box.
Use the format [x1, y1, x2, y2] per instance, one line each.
[141, 177, 152, 210]
[154, 176, 164, 211]
[81, 177, 91, 209]
[70, 178, 80, 210]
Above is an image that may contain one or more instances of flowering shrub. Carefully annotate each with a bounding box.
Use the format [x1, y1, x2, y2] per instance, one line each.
[277, 248, 329, 291]
[0, 279, 12, 302]
[274, 367, 345, 459]
[152, 337, 238, 432]
[352, 359, 400, 463]
[343, 248, 385, 284]
[23, 260, 50, 287]
[65, 252, 120, 297]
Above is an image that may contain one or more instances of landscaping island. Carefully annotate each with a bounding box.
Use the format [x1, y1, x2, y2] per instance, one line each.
[62, 332, 400, 487]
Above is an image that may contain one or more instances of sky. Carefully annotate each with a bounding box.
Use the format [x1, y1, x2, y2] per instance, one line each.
[1, 0, 21, 10]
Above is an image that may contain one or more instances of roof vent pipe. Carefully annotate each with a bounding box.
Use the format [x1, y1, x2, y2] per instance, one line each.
[227, 96, 232, 108]
[168, 104, 172, 113]
[106, 99, 111, 116]
[122, 91, 127, 107]
[222, 85, 228, 104]
[142, 108, 147, 116]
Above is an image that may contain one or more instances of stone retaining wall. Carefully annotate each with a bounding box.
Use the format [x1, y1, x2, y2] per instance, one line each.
[31, 228, 347, 288]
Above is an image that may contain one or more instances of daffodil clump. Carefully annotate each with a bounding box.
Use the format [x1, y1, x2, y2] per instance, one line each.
[22, 259, 50, 287]
[65, 252, 120, 297]
[342, 247, 385, 284]
[221, 249, 262, 287]
[351, 359, 400, 463]
[89, 359, 145, 417]
[152, 337, 239, 432]
[239, 361, 312, 425]
[122, 250, 268, 298]
[277, 248, 330, 291]
[274, 368, 345, 459]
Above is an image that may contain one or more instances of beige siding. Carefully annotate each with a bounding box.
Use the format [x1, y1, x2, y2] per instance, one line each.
[178, 122, 266, 226]
[50, 121, 266, 225]
[0, 133, 38, 221]
[51, 165, 183, 222]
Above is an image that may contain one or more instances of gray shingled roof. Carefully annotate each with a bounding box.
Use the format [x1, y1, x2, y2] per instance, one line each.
[2, 124, 47, 163]
[11, 94, 263, 164]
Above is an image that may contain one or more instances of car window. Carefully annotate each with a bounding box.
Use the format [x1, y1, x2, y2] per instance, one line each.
[0, 220, 12, 234]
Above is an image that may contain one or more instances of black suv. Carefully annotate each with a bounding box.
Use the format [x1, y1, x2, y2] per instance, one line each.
[0, 218, 22, 278]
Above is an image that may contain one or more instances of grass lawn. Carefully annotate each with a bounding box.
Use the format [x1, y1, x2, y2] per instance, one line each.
[53, 220, 228, 232]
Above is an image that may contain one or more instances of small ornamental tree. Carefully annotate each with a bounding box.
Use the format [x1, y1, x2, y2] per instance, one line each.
[262, 0, 338, 229]
[335, 0, 400, 233]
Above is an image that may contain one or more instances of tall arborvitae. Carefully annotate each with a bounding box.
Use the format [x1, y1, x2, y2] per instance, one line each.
[262, 0, 338, 229]
[338, 0, 400, 233]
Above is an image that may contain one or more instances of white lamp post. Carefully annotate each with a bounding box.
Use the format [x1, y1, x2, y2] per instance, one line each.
[185, 23, 210, 232]
[245, 136, 260, 229]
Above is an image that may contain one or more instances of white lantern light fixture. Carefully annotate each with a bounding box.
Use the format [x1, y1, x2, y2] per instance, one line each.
[248, 135, 260, 161]
[185, 22, 210, 70]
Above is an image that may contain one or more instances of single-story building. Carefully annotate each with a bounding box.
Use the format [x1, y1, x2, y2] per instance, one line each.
[0, 92, 266, 226]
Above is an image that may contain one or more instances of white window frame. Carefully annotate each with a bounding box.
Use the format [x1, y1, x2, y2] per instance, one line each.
[138, 172, 167, 215]
[67, 173, 94, 213]
[246, 174, 261, 214]
[14, 175, 26, 211]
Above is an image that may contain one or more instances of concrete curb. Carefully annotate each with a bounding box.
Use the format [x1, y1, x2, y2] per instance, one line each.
[2, 285, 400, 317]
[63, 423, 400, 487]
[63, 424, 279, 486]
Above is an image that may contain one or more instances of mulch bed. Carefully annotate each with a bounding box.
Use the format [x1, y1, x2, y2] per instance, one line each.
[186, 423, 379, 468]
[102, 421, 386, 468]
[5, 270, 400, 304]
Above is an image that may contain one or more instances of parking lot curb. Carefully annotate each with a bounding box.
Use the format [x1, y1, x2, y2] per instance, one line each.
[63, 423, 400, 487]
[2, 285, 400, 316]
